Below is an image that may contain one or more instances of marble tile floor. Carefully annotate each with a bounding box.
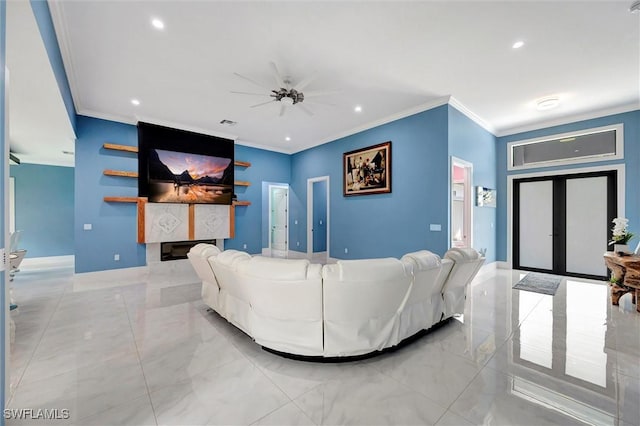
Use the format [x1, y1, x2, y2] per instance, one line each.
[6, 263, 640, 426]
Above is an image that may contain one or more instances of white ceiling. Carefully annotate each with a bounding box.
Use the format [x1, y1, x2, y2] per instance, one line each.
[7, 0, 76, 167]
[12, 1, 640, 161]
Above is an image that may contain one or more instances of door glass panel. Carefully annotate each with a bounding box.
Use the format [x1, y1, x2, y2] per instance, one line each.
[519, 181, 553, 270]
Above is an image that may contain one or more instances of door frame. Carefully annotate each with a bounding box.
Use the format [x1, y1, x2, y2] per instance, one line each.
[507, 164, 625, 269]
[267, 184, 289, 254]
[307, 176, 330, 259]
[450, 157, 473, 249]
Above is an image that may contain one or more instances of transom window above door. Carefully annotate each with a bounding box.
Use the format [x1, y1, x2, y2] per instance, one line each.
[507, 124, 623, 171]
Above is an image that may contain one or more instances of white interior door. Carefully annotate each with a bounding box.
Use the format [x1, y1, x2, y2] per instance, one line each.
[519, 180, 553, 270]
[565, 177, 607, 276]
[269, 186, 288, 256]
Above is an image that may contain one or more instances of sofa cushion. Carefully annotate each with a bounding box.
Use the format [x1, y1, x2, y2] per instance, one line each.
[401, 250, 441, 271]
[333, 258, 410, 282]
[189, 243, 221, 258]
[238, 256, 313, 280]
[444, 247, 481, 262]
[214, 249, 252, 268]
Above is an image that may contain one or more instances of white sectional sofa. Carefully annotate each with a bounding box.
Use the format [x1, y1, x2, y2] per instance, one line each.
[188, 244, 484, 358]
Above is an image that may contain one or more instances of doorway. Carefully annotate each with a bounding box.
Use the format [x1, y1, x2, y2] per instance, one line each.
[513, 171, 616, 280]
[307, 176, 330, 262]
[268, 184, 289, 258]
[451, 158, 473, 248]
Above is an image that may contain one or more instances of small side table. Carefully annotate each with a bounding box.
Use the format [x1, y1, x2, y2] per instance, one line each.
[603, 252, 640, 312]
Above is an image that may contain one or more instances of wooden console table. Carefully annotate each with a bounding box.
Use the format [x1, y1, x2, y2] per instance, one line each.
[603, 252, 640, 312]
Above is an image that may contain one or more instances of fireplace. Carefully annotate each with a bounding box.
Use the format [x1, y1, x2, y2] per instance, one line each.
[161, 240, 215, 261]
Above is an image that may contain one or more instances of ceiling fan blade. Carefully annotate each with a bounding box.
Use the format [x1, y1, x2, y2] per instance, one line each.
[250, 100, 276, 108]
[293, 73, 317, 91]
[304, 90, 340, 97]
[279, 103, 286, 117]
[230, 91, 272, 97]
[233, 72, 271, 91]
[269, 61, 287, 88]
[297, 103, 314, 116]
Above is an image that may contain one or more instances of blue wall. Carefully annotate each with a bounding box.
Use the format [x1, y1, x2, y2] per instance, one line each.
[229, 145, 290, 254]
[10, 164, 74, 257]
[312, 180, 327, 252]
[74, 116, 144, 273]
[74, 116, 291, 272]
[290, 106, 450, 259]
[0, 0, 7, 419]
[448, 105, 497, 262]
[496, 110, 640, 262]
[30, 0, 76, 132]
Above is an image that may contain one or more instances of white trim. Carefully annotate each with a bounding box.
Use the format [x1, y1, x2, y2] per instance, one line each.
[496, 103, 639, 137]
[286, 250, 308, 260]
[507, 123, 624, 171]
[267, 184, 289, 254]
[450, 157, 474, 250]
[496, 261, 510, 269]
[448, 96, 495, 135]
[48, 0, 83, 114]
[20, 255, 74, 270]
[306, 176, 330, 260]
[4, 66, 11, 403]
[506, 164, 625, 269]
[292, 96, 451, 154]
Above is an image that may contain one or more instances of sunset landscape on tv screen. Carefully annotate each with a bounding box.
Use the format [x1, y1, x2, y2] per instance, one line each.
[147, 148, 233, 204]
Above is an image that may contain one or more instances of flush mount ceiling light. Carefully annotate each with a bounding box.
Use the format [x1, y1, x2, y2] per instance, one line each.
[131, 99, 140, 106]
[512, 40, 525, 49]
[536, 96, 560, 111]
[630, 0, 640, 13]
[151, 18, 165, 30]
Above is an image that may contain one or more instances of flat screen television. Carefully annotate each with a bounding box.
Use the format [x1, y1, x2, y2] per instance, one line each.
[138, 122, 234, 204]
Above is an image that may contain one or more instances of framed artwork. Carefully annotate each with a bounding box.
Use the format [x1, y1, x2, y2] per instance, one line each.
[343, 141, 391, 196]
[477, 186, 496, 207]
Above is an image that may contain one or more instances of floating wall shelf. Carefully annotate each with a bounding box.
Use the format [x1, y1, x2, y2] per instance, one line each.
[104, 169, 138, 178]
[234, 181, 250, 187]
[234, 160, 251, 167]
[233, 201, 251, 206]
[103, 196, 139, 203]
[103, 143, 138, 153]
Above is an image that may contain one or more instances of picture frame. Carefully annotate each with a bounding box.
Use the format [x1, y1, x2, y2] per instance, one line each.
[476, 186, 496, 207]
[343, 141, 391, 196]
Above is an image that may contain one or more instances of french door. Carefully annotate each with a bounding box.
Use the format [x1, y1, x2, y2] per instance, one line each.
[514, 171, 616, 280]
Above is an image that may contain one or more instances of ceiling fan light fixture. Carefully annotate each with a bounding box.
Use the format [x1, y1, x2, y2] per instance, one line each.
[630, 0, 640, 13]
[536, 96, 560, 111]
[281, 96, 294, 106]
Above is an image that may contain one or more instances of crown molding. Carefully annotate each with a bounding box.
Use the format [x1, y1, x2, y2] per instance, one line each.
[495, 102, 640, 138]
[290, 96, 452, 154]
[78, 109, 240, 141]
[448, 96, 496, 135]
[234, 139, 294, 155]
[47, 0, 83, 115]
[13, 154, 75, 168]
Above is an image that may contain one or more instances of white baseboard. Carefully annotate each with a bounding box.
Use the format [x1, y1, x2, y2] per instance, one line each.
[496, 261, 510, 269]
[20, 255, 74, 270]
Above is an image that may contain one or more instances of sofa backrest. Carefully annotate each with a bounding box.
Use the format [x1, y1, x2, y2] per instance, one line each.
[442, 248, 484, 295]
[187, 243, 221, 287]
[400, 250, 446, 301]
[210, 249, 252, 290]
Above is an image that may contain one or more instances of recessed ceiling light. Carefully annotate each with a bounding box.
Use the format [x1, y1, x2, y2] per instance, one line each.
[536, 96, 560, 111]
[285, 136, 291, 141]
[512, 40, 525, 49]
[151, 18, 165, 30]
[354, 105, 362, 113]
[131, 99, 140, 106]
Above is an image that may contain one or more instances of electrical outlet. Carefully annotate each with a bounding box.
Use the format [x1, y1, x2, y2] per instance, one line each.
[83, 224, 92, 230]
[297, 241, 300, 247]
[319, 219, 323, 225]
[243, 244, 247, 249]
[294, 220, 298, 225]
[344, 248, 348, 254]
[114, 254, 120, 261]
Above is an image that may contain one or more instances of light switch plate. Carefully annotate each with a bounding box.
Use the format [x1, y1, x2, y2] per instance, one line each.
[84, 224, 92, 230]
[429, 224, 442, 231]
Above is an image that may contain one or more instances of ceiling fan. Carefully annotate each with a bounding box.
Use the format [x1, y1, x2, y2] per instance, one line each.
[232, 62, 334, 117]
